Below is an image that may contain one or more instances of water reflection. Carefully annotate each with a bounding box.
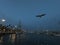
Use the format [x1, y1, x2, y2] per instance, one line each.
[9, 34, 16, 43]
[0, 33, 60, 45]
[0, 36, 3, 44]
[0, 33, 27, 45]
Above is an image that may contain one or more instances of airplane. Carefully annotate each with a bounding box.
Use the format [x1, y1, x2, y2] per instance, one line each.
[36, 14, 46, 18]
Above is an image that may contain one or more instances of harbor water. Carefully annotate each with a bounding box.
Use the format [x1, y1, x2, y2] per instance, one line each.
[0, 33, 60, 45]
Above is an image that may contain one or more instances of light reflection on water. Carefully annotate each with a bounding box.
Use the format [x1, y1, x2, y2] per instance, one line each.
[0, 33, 60, 45]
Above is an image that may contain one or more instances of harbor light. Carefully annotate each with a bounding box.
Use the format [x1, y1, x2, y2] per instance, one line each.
[15, 25, 17, 28]
[0, 19, 6, 25]
[1, 19, 6, 22]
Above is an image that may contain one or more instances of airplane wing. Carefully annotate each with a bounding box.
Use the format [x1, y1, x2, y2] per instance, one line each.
[36, 14, 46, 18]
